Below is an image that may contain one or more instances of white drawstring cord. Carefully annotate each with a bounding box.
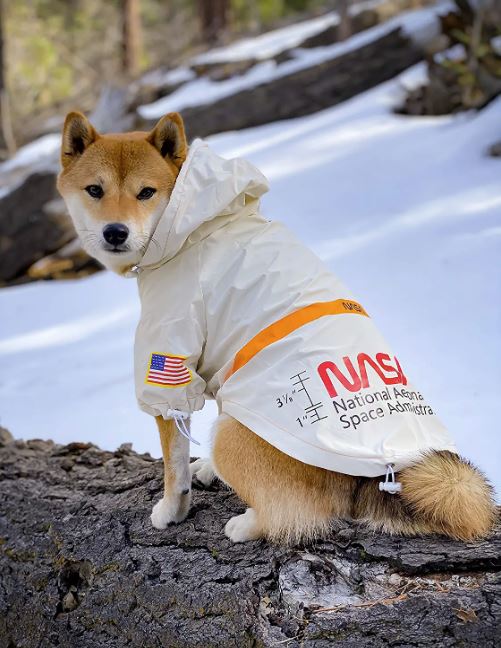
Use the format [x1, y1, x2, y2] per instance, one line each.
[166, 409, 201, 446]
[379, 463, 402, 495]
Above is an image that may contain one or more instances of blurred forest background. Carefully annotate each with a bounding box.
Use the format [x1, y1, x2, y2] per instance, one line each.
[0, 0, 498, 156]
[0, 0, 381, 153]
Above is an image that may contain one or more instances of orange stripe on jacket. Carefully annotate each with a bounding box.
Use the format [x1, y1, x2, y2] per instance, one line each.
[225, 299, 369, 380]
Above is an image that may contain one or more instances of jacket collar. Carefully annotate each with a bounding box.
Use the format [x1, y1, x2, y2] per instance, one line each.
[136, 139, 269, 272]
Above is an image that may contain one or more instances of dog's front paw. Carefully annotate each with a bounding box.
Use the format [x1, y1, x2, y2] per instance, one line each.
[225, 508, 263, 543]
[150, 492, 191, 529]
[190, 458, 216, 487]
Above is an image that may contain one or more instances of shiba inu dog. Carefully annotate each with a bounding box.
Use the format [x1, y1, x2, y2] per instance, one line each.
[57, 110, 496, 544]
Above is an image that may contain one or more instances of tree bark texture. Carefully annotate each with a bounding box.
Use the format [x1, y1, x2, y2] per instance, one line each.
[0, 434, 500, 647]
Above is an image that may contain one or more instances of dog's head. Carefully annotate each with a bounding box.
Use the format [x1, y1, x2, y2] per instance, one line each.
[57, 111, 187, 275]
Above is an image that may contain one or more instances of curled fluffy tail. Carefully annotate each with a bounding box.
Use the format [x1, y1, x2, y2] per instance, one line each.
[399, 451, 496, 540]
[355, 451, 497, 541]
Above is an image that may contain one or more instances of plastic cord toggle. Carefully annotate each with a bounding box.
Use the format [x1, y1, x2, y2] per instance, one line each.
[379, 463, 402, 495]
[166, 409, 201, 446]
[124, 265, 140, 278]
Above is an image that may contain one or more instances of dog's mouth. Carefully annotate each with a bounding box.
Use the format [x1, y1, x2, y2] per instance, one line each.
[102, 244, 130, 255]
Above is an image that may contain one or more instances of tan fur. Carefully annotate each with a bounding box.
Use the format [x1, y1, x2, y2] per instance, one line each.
[151, 416, 192, 528]
[212, 417, 496, 544]
[399, 451, 496, 540]
[354, 452, 496, 541]
[57, 111, 187, 276]
[212, 416, 356, 544]
[58, 112, 184, 193]
[156, 417, 179, 498]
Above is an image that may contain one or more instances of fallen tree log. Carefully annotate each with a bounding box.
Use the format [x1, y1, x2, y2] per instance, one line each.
[174, 28, 423, 139]
[0, 172, 67, 283]
[0, 432, 499, 647]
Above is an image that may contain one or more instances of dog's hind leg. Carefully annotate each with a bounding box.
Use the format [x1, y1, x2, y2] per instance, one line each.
[190, 457, 216, 486]
[212, 414, 356, 544]
[150, 416, 192, 529]
[225, 508, 263, 543]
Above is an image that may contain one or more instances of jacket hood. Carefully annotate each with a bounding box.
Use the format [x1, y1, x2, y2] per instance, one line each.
[137, 139, 269, 270]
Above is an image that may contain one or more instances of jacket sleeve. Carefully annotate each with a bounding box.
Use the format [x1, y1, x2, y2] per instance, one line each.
[134, 269, 206, 420]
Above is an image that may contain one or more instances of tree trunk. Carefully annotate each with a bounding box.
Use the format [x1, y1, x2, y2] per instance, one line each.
[0, 0, 16, 155]
[197, 0, 230, 45]
[0, 432, 500, 647]
[121, 0, 142, 78]
[337, 0, 352, 41]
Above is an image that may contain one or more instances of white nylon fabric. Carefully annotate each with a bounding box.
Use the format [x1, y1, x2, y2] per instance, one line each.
[138, 138, 269, 270]
[134, 141, 457, 477]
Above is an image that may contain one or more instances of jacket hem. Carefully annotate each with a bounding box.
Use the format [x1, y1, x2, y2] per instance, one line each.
[221, 400, 458, 477]
[138, 396, 205, 419]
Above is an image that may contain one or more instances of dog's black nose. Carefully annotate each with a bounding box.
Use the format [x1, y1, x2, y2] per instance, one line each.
[103, 223, 129, 246]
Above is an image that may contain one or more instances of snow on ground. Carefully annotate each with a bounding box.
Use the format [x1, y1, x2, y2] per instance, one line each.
[191, 0, 382, 65]
[1, 63, 500, 496]
[192, 11, 339, 65]
[1, 2, 446, 175]
[0, 133, 60, 175]
[138, 1, 449, 119]
[0, 132, 60, 198]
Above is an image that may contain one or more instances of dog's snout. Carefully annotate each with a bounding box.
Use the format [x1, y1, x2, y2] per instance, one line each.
[103, 223, 129, 246]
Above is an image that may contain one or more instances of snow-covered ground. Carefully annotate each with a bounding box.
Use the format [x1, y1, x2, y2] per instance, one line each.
[1, 63, 500, 496]
[191, 0, 383, 65]
[0, 133, 60, 174]
[138, 1, 448, 119]
[0, 2, 446, 171]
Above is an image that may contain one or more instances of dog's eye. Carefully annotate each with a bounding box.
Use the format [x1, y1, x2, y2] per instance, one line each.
[137, 187, 157, 201]
[85, 185, 104, 199]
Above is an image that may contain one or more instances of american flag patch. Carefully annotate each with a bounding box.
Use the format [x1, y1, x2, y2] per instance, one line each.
[145, 353, 192, 388]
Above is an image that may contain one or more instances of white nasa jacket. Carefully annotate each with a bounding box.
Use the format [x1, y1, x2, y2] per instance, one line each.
[134, 139, 457, 477]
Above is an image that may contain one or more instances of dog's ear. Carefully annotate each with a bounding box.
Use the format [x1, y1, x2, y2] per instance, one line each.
[61, 111, 99, 169]
[147, 112, 187, 169]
